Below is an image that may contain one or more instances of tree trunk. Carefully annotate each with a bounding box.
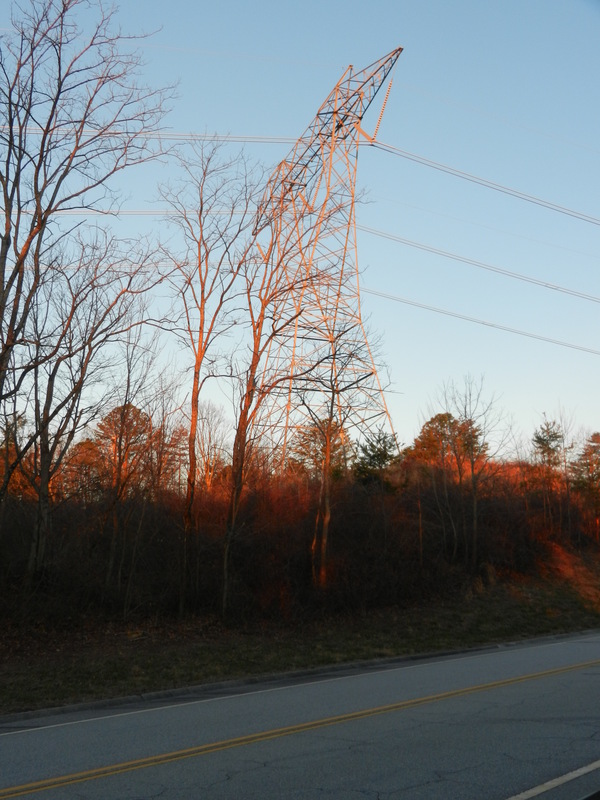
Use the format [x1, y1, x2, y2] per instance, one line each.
[27, 439, 51, 581]
[180, 362, 202, 616]
[222, 382, 254, 621]
[312, 428, 332, 589]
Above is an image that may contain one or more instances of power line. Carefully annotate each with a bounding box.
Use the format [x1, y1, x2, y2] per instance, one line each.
[51, 211, 599, 307]
[372, 198, 600, 262]
[5, 126, 599, 227]
[371, 140, 600, 228]
[361, 286, 600, 357]
[145, 133, 297, 144]
[0, 126, 295, 145]
[358, 224, 600, 304]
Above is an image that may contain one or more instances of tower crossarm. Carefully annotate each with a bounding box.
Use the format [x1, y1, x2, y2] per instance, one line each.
[254, 46, 403, 233]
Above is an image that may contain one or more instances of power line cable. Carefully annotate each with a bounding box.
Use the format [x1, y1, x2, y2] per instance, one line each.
[0, 127, 296, 145]
[52, 211, 600, 306]
[361, 286, 600, 357]
[358, 224, 600, 304]
[370, 140, 600, 227]
[372, 198, 600, 261]
[6, 126, 598, 227]
[146, 133, 297, 144]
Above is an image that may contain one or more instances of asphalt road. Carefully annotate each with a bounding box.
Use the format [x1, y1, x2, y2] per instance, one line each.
[1, 631, 600, 799]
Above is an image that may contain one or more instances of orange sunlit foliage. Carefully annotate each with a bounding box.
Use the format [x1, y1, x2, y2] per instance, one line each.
[0, 418, 35, 500]
[0, 451, 36, 501]
[3, 399, 600, 623]
[54, 438, 105, 504]
[405, 412, 488, 480]
[95, 404, 151, 498]
[572, 433, 600, 544]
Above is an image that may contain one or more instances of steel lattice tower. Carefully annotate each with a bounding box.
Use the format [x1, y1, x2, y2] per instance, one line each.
[252, 47, 403, 460]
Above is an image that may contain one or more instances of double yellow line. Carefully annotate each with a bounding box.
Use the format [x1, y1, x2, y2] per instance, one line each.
[2, 657, 600, 798]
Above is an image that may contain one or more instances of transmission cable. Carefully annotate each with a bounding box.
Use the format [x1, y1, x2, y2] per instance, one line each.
[361, 287, 600, 357]
[370, 140, 600, 228]
[358, 224, 600, 304]
[7, 126, 599, 228]
[53, 210, 600, 307]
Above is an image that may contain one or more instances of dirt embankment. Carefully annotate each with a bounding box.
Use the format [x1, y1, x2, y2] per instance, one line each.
[542, 542, 600, 612]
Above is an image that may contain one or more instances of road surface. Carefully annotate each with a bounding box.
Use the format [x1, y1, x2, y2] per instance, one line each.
[1, 631, 600, 798]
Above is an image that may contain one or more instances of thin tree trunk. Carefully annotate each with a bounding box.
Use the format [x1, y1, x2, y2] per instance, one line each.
[27, 434, 52, 580]
[222, 383, 254, 621]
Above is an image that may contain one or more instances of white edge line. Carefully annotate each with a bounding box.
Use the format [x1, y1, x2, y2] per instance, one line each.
[504, 758, 600, 799]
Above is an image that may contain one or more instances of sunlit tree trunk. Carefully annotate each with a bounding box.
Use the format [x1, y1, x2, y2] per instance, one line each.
[160, 141, 260, 614]
[223, 332, 263, 621]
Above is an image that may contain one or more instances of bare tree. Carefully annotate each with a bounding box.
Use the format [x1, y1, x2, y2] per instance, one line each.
[93, 324, 159, 589]
[160, 142, 261, 536]
[145, 373, 187, 501]
[406, 411, 463, 562]
[221, 228, 314, 618]
[0, 0, 170, 468]
[159, 140, 321, 616]
[440, 375, 509, 569]
[195, 400, 229, 492]
[293, 320, 386, 588]
[160, 142, 265, 615]
[8, 234, 152, 579]
[531, 409, 575, 541]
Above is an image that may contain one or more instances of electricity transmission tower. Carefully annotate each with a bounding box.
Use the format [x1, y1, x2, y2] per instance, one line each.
[251, 47, 403, 462]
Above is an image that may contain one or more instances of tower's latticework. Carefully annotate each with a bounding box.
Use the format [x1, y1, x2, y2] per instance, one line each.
[253, 47, 403, 461]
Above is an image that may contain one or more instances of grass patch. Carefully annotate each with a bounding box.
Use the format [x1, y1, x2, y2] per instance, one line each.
[2, 571, 600, 715]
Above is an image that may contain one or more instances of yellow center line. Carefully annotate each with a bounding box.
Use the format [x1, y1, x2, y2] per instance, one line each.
[2, 657, 600, 799]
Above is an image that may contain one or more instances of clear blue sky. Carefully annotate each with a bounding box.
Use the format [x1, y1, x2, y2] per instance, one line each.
[112, 0, 599, 448]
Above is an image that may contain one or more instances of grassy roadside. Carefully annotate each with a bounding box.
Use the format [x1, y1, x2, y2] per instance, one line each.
[2, 560, 600, 715]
